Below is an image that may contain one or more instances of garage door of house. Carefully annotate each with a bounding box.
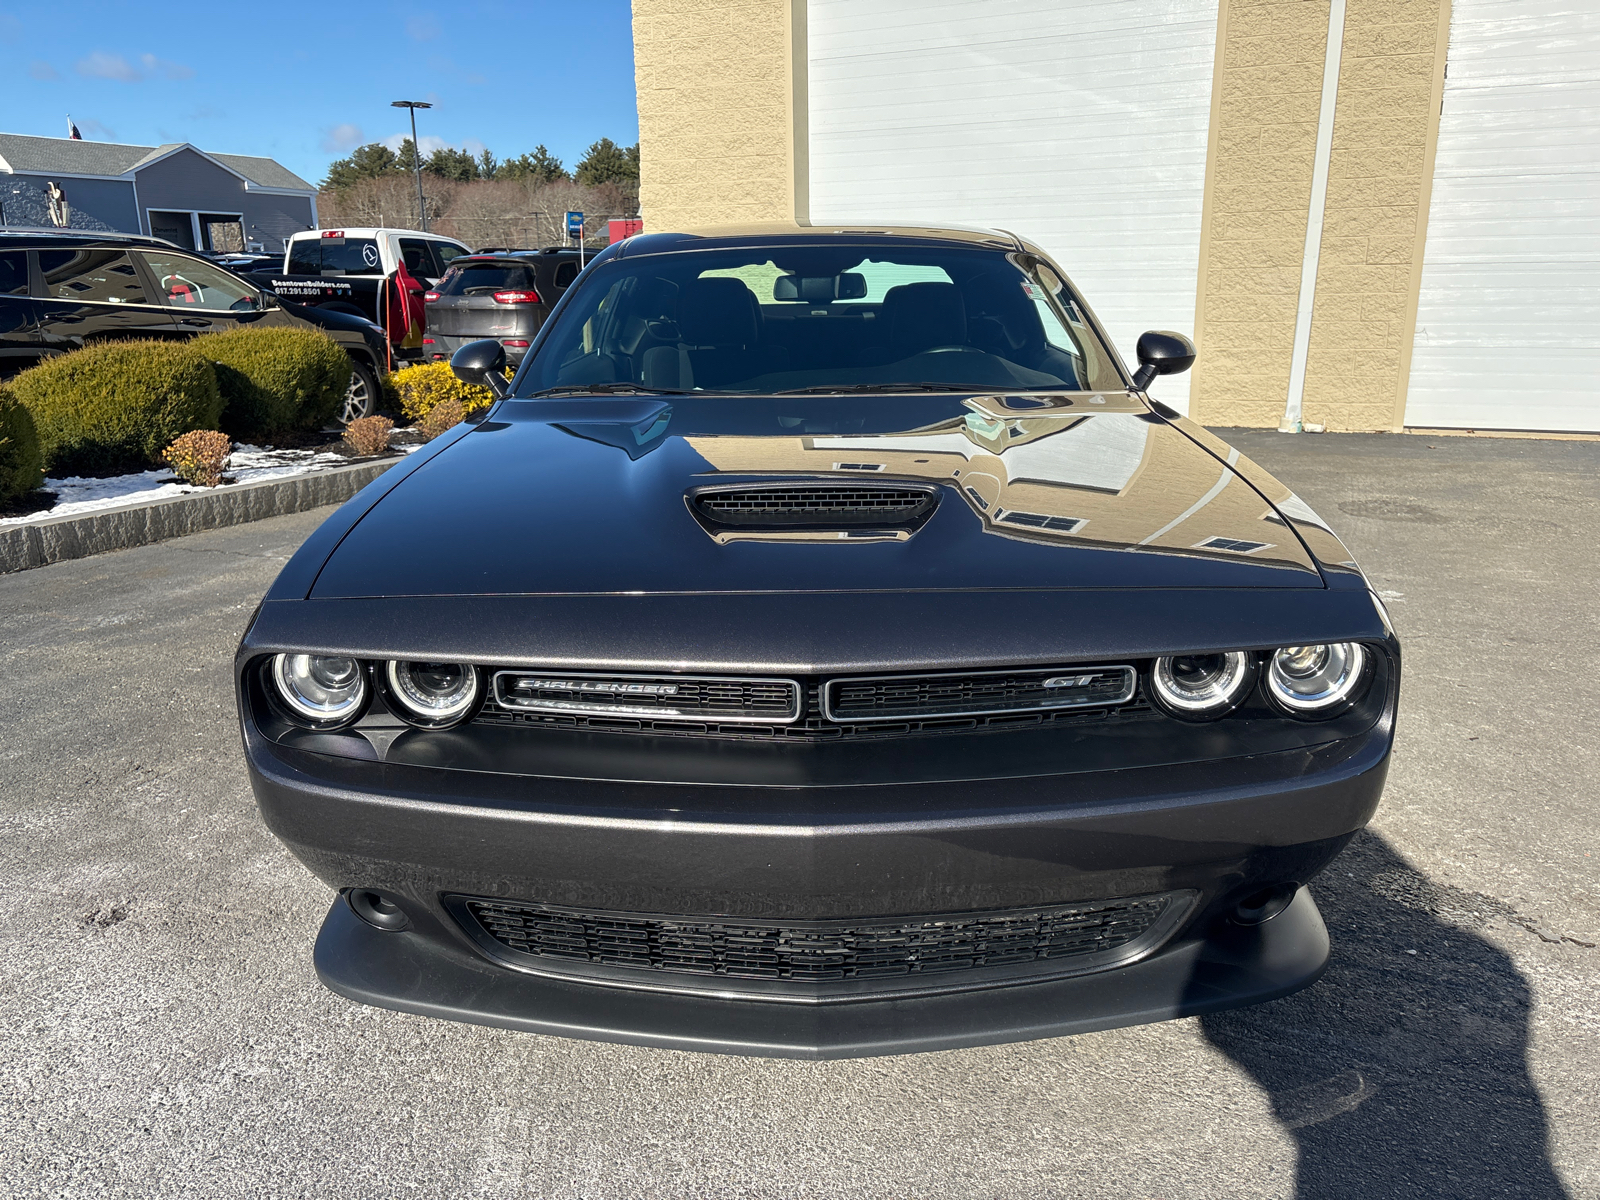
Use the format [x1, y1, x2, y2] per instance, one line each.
[1406, 0, 1600, 432]
[806, 0, 1219, 413]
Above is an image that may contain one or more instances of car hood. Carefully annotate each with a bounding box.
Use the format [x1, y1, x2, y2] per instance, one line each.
[309, 393, 1322, 598]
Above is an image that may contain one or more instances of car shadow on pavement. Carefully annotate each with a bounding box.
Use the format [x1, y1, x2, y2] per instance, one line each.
[1200, 831, 1569, 1199]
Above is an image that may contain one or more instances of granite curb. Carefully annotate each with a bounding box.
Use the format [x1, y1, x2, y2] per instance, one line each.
[0, 457, 398, 574]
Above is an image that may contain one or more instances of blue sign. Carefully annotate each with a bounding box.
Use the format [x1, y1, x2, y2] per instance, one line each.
[565, 211, 585, 237]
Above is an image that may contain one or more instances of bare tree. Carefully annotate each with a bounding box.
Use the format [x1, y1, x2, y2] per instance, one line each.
[317, 175, 457, 232]
[316, 175, 638, 249]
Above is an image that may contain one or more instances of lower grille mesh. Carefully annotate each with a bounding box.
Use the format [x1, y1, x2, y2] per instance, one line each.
[460, 895, 1170, 985]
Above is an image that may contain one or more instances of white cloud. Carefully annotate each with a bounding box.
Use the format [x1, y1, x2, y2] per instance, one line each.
[29, 61, 60, 81]
[462, 138, 487, 157]
[76, 51, 140, 82]
[321, 123, 365, 153]
[139, 53, 195, 81]
[383, 132, 449, 156]
[72, 50, 193, 82]
[406, 14, 439, 41]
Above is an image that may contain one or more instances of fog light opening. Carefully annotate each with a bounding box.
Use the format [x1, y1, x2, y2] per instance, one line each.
[347, 889, 412, 931]
[1232, 883, 1298, 926]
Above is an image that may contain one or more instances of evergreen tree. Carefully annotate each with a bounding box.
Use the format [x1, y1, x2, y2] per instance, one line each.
[321, 142, 400, 190]
[393, 138, 424, 176]
[426, 146, 481, 181]
[499, 144, 568, 184]
[573, 138, 639, 186]
[477, 148, 499, 179]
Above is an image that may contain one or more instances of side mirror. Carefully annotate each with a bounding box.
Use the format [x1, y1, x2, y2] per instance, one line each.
[1131, 331, 1196, 392]
[451, 339, 510, 399]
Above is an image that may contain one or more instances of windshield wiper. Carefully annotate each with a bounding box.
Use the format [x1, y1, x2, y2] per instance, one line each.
[770, 382, 989, 395]
[525, 383, 692, 397]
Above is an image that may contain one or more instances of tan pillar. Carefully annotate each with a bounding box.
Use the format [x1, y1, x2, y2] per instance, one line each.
[1191, 0, 1340, 429]
[632, 0, 805, 231]
[1302, 0, 1451, 431]
[1192, 0, 1451, 431]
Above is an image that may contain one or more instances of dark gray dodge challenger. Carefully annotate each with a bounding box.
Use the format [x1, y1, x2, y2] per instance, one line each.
[236, 223, 1398, 1058]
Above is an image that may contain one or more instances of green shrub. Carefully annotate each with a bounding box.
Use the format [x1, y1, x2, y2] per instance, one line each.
[11, 341, 223, 476]
[0, 385, 45, 503]
[199, 326, 352, 439]
[390, 361, 499, 424]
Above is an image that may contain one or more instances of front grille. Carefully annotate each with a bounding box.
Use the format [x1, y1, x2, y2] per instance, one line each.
[477, 679, 1152, 742]
[492, 671, 802, 724]
[824, 666, 1137, 723]
[457, 894, 1175, 994]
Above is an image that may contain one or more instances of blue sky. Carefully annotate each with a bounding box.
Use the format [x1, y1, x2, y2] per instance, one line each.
[1, 1, 639, 187]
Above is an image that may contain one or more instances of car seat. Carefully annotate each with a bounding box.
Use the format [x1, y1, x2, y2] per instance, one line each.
[875, 282, 968, 361]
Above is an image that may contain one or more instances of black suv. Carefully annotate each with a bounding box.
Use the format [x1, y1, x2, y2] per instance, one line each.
[422, 247, 588, 367]
[0, 230, 390, 423]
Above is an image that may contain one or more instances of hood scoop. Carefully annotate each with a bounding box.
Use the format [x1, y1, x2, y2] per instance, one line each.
[688, 481, 940, 544]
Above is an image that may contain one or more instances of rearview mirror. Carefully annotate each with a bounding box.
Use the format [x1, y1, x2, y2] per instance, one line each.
[1130, 331, 1197, 392]
[773, 273, 869, 303]
[451, 339, 510, 399]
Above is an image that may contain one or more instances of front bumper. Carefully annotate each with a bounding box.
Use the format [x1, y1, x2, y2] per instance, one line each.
[314, 883, 1330, 1059]
[245, 701, 1390, 1056]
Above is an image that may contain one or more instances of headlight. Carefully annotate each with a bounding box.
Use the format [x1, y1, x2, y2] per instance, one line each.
[385, 661, 481, 727]
[1150, 652, 1254, 719]
[272, 653, 367, 725]
[1265, 642, 1368, 716]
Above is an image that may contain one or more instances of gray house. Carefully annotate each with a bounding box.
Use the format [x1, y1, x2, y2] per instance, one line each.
[0, 133, 317, 253]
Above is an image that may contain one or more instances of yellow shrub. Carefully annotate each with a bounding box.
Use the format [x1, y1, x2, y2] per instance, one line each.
[163, 429, 232, 488]
[343, 415, 394, 456]
[419, 396, 465, 441]
[388, 362, 498, 424]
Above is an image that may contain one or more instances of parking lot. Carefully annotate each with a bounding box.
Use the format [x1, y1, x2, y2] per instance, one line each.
[1, 430, 1596, 1199]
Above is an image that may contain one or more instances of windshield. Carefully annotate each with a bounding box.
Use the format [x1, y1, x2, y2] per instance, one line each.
[436, 262, 538, 296]
[515, 245, 1123, 396]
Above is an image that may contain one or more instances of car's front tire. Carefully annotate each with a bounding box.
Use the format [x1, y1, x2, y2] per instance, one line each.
[342, 360, 379, 424]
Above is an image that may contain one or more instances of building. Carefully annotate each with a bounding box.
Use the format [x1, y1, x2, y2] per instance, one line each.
[0, 133, 316, 255]
[630, 0, 1599, 434]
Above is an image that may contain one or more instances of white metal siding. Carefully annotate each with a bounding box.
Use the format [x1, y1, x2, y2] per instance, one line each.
[807, 0, 1219, 412]
[1406, 2, 1600, 431]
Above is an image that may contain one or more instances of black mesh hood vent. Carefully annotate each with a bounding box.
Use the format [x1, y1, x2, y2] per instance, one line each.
[689, 481, 939, 536]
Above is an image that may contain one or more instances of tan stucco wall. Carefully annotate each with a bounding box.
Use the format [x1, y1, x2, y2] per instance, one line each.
[1301, 0, 1451, 431]
[1191, 0, 1450, 430]
[1190, 0, 1333, 429]
[632, 0, 799, 231]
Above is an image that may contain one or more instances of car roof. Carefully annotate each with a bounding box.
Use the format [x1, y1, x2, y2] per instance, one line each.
[289, 227, 466, 242]
[0, 228, 184, 251]
[611, 221, 1030, 260]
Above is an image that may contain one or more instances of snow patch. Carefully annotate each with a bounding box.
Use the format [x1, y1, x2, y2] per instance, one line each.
[1, 442, 426, 527]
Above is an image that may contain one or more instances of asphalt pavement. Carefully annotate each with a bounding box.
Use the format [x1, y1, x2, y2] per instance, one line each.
[0, 429, 1595, 1199]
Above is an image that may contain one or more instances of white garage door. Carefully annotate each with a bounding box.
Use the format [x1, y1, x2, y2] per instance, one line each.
[807, 0, 1219, 412]
[1406, 1, 1600, 432]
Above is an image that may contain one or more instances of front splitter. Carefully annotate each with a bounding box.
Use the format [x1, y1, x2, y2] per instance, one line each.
[312, 887, 1330, 1059]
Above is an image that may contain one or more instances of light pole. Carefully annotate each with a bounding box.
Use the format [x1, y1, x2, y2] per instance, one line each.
[391, 100, 433, 232]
